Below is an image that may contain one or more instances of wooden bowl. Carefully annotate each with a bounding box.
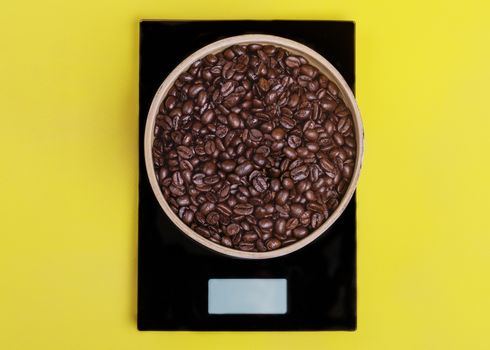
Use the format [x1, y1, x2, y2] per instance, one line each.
[144, 34, 364, 259]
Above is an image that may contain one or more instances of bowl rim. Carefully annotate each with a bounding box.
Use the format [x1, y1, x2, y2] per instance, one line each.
[144, 34, 364, 259]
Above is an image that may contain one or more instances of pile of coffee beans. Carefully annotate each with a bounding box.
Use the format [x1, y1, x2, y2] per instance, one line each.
[152, 43, 356, 252]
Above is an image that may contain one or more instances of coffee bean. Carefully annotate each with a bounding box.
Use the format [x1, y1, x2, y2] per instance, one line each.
[195, 226, 211, 238]
[221, 159, 236, 172]
[304, 129, 319, 141]
[225, 223, 241, 236]
[202, 161, 217, 175]
[342, 164, 353, 178]
[252, 176, 269, 192]
[153, 43, 356, 252]
[280, 116, 296, 130]
[259, 218, 273, 230]
[286, 218, 299, 230]
[283, 146, 298, 160]
[266, 238, 282, 250]
[233, 203, 254, 216]
[256, 239, 267, 252]
[217, 202, 232, 216]
[306, 142, 319, 152]
[221, 80, 236, 97]
[235, 161, 254, 176]
[299, 64, 317, 78]
[182, 209, 194, 225]
[296, 108, 311, 121]
[172, 171, 184, 186]
[201, 109, 215, 124]
[221, 236, 233, 247]
[182, 100, 194, 115]
[199, 202, 215, 216]
[296, 179, 311, 194]
[290, 164, 309, 182]
[270, 178, 281, 192]
[228, 113, 241, 129]
[252, 153, 267, 166]
[206, 211, 220, 225]
[333, 132, 345, 146]
[300, 211, 312, 226]
[164, 96, 177, 111]
[287, 135, 302, 149]
[204, 140, 216, 154]
[282, 177, 294, 190]
[285, 56, 301, 68]
[296, 147, 309, 158]
[203, 174, 220, 185]
[319, 157, 336, 173]
[311, 212, 323, 229]
[250, 128, 263, 142]
[239, 242, 255, 251]
[176, 145, 193, 159]
[293, 227, 308, 239]
[274, 218, 286, 235]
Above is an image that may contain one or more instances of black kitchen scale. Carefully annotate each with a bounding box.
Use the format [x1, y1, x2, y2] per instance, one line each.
[138, 20, 357, 331]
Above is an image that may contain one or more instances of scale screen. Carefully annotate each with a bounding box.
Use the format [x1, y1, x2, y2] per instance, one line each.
[208, 279, 287, 315]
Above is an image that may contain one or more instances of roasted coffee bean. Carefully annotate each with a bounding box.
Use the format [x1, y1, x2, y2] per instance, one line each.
[280, 116, 296, 129]
[287, 135, 302, 149]
[252, 176, 269, 192]
[228, 113, 241, 129]
[225, 223, 241, 236]
[204, 140, 216, 154]
[201, 109, 215, 124]
[285, 56, 301, 68]
[239, 242, 255, 251]
[153, 44, 357, 252]
[266, 238, 282, 250]
[182, 209, 194, 225]
[259, 218, 274, 230]
[293, 227, 308, 239]
[221, 236, 233, 247]
[176, 145, 193, 159]
[273, 218, 286, 236]
[221, 160, 237, 173]
[296, 179, 311, 194]
[290, 164, 309, 182]
[235, 161, 254, 176]
[275, 189, 289, 205]
[286, 217, 299, 230]
[233, 203, 254, 216]
[283, 146, 298, 160]
[252, 153, 267, 166]
[195, 226, 211, 238]
[199, 202, 215, 216]
[206, 211, 220, 225]
[301, 209, 313, 225]
[333, 132, 345, 146]
[311, 212, 323, 229]
[299, 64, 317, 78]
[243, 232, 258, 242]
[256, 239, 267, 252]
[217, 203, 232, 216]
[271, 127, 286, 140]
[221, 80, 236, 97]
[290, 204, 305, 218]
[270, 178, 281, 192]
[304, 129, 319, 141]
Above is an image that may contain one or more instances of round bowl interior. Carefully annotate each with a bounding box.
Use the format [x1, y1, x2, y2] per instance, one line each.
[144, 34, 364, 259]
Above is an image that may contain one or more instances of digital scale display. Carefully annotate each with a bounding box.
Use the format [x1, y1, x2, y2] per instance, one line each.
[208, 279, 287, 314]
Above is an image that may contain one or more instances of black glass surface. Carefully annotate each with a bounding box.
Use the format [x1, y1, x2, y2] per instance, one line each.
[138, 20, 356, 331]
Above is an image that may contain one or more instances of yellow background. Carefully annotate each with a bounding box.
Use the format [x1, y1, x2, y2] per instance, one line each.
[1, 0, 489, 349]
